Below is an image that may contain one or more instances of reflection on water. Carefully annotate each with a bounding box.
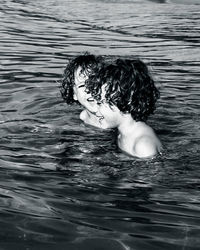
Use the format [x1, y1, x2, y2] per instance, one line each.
[0, 0, 200, 249]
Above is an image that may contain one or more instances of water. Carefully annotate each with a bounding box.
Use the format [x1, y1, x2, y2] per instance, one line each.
[0, 0, 200, 249]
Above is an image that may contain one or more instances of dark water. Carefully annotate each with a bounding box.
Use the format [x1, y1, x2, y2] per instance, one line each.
[0, 0, 200, 249]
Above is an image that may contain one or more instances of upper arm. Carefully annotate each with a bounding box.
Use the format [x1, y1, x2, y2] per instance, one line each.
[135, 135, 159, 158]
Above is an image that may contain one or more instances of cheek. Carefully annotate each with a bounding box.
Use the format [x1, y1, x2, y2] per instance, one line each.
[73, 87, 78, 100]
[78, 89, 87, 103]
[99, 105, 119, 122]
[99, 106, 110, 117]
[73, 92, 78, 101]
[73, 87, 84, 101]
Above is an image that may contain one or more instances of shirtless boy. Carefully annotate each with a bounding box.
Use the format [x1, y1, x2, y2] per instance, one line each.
[60, 53, 105, 128]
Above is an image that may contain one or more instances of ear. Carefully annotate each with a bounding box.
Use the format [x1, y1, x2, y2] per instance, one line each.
[73, 93, 78, 101]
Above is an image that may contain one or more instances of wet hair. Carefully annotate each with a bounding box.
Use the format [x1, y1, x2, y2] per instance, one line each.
[85, 58, 160, 122]
[60, 53, 103, 104]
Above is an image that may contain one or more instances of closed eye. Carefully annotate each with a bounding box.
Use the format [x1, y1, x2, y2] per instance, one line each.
[78, 84, 85, 88]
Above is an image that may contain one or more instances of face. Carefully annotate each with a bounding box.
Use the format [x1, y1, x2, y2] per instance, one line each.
[73, 66, 98, 114]
[96, 85, 123, 128]
[97, 101, 122, 128]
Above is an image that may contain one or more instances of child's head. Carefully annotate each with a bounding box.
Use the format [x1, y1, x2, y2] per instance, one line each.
[85, 58, 160, 122]
[60, 53, 102, 104]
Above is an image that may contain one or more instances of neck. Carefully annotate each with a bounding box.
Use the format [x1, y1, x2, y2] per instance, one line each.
[117, 114, 136, 135]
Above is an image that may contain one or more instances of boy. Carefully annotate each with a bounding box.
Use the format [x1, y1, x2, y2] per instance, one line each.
[60, 53, 107, 128]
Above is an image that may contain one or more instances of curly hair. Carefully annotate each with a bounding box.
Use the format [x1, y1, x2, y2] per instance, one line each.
[85, 58, 160, 122]
[60, 53, 103, 104]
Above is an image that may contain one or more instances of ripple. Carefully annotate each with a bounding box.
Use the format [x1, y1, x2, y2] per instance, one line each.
[0, 0, 200, 249]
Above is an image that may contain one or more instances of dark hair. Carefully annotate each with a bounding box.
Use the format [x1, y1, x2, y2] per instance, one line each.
[60, 53, 103, 104]
[85, 58, 160, 122]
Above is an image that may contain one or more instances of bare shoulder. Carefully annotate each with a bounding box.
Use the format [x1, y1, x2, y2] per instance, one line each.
[134, 125, 162, 158]
[80, 109, 88, 121]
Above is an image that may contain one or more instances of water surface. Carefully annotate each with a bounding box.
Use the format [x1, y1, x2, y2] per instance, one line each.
[0, 0, 200, 249]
